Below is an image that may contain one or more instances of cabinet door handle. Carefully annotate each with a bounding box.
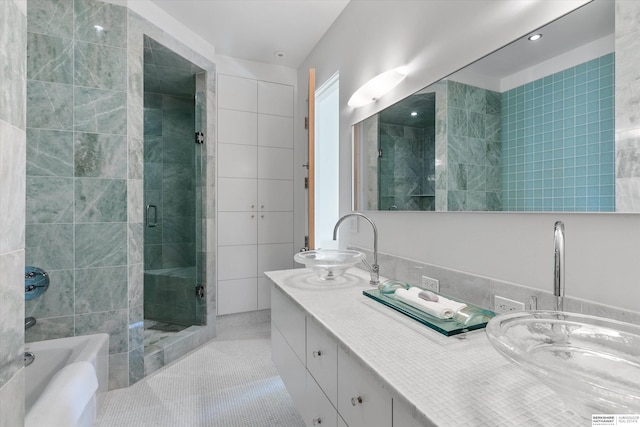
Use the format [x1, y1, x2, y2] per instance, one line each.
[312, 350, 322, 357]
[351, 396, 363, 406]
[312, 418, 322, 425]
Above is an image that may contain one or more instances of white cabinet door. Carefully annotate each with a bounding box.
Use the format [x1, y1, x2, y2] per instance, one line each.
[258, 243, 293, 277]
[338, 415, 348, 427]
[271, 285, 306, 363]
[258, 179, 293, 212]
[337, 347, 392, 427]
[306, 319, 338, 407]
[218, 109, 257, 145]
[258, 114, 293, 148]
[218, 245, 257, 280]
[258, 81, 293, 116]
[218, 178, 257, 212]
[258, 146, 293, 180]
[258, 212, 294, 244]
[257, 277, 272, 310]
[218, 143, 257, 179]
[217, 278, 257, 315]
[218, 212, 257, 246]
[272, 322, 306, 413]
[303, 371, 338, 427]
[218, 75, 257, 112]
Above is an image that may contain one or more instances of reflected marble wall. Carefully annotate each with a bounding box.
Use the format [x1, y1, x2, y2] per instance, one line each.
[0, 0, 26, 425]
[435, 80, 502, 211]
[615, 0, 640, 211]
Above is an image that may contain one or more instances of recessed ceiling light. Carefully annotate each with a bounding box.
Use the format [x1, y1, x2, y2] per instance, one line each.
[411, 111, 418, 116]
[274, 51, 286, 58]
[528, 33, 542, 41]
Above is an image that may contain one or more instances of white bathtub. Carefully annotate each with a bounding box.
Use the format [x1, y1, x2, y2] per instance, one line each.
[25, 334, 109, 427]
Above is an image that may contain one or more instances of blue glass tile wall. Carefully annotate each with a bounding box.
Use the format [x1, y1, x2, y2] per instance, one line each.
[501, 53, 615, 211]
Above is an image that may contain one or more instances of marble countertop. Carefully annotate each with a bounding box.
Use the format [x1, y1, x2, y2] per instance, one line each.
[266, 267, 584, 427]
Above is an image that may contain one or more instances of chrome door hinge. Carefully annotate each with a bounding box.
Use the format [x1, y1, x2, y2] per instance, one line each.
[304, 177, 309, 189]
[305, 116, 309, 130]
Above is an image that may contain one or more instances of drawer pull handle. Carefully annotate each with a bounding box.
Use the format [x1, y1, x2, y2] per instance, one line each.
[312, 418, 322, 425]
[351, 396, 363, 406]
[312, 350, 322, 357]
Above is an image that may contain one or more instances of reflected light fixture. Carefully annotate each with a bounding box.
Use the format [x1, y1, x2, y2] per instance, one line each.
[528, 33, 542, 41]
[411, 111, 418, 117]
[348, 66, 408, 108]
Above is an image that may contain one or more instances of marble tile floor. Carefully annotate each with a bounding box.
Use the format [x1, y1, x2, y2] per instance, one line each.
[96, 313, 305, 427]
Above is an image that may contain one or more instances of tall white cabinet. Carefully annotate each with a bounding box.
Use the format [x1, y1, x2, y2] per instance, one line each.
[217, 74, 295, 315]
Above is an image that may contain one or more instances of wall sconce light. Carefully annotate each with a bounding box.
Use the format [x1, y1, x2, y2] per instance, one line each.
[348, 66, 408, 108]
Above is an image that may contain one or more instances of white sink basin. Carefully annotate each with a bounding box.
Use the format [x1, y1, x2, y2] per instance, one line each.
[294, 250, 365, 280]
[486, 311, 640, 419]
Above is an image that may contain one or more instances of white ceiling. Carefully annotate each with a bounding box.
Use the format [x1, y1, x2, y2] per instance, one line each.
[148, 0, 350, 68]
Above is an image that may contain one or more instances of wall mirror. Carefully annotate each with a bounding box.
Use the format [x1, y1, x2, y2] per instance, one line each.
[353, 0, 615, 212]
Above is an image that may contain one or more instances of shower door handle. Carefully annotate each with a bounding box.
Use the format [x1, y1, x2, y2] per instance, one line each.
[146, 204, 158, 227]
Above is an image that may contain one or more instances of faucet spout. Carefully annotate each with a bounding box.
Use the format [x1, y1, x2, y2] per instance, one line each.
[333, 213, 379, 285]
[553, 221, 565, 311]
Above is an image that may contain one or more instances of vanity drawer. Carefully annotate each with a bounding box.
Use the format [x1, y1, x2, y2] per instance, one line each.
[271, 284, 306, 363]
[306, 319, 338, 406]
[303, 371, 338, 427]
[272, 321, 306, 412]
[337, 347, 391, 427]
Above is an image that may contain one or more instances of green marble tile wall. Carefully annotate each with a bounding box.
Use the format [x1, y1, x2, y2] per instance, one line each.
[0, 0, 27, 423]
[25, 0, 134, 387]
[24, 0, 217, 390]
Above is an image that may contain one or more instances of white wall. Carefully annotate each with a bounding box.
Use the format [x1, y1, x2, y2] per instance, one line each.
[295, 0, 640, 313]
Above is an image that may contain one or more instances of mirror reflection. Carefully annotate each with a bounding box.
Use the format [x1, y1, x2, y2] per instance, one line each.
[353, 0, 614, 212]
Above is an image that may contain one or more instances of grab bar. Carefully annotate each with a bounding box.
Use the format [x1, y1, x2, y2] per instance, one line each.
[146, 204, 158, 227]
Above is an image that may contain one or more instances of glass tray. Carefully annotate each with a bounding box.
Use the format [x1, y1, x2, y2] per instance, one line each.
[363, 289, 495, 336]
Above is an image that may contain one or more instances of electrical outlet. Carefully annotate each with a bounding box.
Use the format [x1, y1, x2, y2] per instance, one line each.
[421, 275, 439, 292]
[494, 295, 525, 313]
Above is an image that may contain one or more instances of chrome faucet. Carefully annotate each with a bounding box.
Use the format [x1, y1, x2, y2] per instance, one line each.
[333, 213, 379, 285]
[553, 221, 565, 311]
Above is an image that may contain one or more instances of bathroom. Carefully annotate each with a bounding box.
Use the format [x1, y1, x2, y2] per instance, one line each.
[2, 0, 640, 426]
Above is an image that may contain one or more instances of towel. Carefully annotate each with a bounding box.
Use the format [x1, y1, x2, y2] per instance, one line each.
[406, 287, 468, 313]
[26, 361, 98, 427]
[394, 288, 455, 319]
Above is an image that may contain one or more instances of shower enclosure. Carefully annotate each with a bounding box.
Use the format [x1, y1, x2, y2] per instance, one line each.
[377, 92, 436, 211]
[143, 36, 206, 330]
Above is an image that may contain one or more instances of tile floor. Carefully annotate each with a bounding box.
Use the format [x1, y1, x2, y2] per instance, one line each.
[95, 313, 305, 427]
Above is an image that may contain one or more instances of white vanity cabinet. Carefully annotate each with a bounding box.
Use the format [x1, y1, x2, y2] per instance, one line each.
[306, 319, 338, 406]
[337, 347, 392, 427]
[272, 285, 395, 427]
